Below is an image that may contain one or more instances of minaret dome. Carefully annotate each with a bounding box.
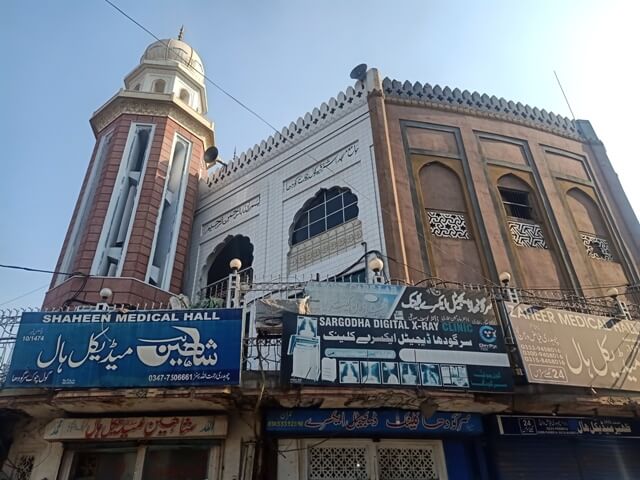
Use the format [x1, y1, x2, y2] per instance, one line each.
[124, 35, 208, 114]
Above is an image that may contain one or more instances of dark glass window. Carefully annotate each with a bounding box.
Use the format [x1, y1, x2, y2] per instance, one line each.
[499, 188, 534, 220]
[69, 450, 137, 480]
[291, 187, 359, 245]
[142, 446, 209, 480]
[329, 269, 366, 283]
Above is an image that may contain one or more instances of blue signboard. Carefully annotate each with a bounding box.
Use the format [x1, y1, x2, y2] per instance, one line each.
[266, 409, 483, 436]
[496, 415, 640, 438]
[7, 309, 242, 388]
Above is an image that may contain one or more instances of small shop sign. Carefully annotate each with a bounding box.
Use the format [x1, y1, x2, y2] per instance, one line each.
[266, 409, 483, 436]
[43, 415, 228, 441]
[496, 415, 640, 438]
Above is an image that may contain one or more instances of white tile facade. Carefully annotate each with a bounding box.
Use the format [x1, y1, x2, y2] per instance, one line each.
[185, 94, 385, 300]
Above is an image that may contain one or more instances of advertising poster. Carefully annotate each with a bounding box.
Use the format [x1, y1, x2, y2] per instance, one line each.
[281, 286, 513, 391]
[506, 302, 640, 392]
[7, 309, 242, 388]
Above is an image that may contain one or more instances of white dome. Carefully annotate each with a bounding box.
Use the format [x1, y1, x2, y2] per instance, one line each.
[141, 38, 204, 76]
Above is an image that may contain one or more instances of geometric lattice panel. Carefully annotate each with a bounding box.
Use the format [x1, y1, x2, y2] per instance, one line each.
[427, 210, 470, 239]
[377, 447, 438, 480]
[14, 455, 35, 480]
[508, 221, 548, 249]
[580, 233, 613, 261]
[308, 446, 368, 480]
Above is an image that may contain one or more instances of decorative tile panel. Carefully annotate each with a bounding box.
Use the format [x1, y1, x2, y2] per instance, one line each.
[377, 447, 438, 480]
[581, 233, 613, 261]
[508, 221, 548, 249]
[288, 219, 362, 272]
[427, 210, 470, 239]
[308, 446, 368, 480]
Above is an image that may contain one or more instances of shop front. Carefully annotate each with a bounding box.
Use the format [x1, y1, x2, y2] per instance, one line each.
[266, 408, 489, 480]
[45, 415, 228, 480]
[489, 414, 640, 479]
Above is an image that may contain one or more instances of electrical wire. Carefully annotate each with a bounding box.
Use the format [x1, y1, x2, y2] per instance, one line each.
[100, 1, 640, 300]
[102, 0, 281, 134]
[0, 263, 80, 277]
[0, 283, 50, 307]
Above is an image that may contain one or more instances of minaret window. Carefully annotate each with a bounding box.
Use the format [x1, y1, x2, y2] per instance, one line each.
[152, 79, 166, 93]
[147, 135, 192, 288]
[93, 124, 154, 277]
[179, 89, 190, 104]
[55, 131, 113, 285]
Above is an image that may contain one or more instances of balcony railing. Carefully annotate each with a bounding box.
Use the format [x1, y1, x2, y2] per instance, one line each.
[1, 279, 638, 387]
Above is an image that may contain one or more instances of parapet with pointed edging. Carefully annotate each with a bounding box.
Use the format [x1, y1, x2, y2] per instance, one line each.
[205, 71, 582, 189]
[381, 77, 580, 139]
[205, 80, 368, 189]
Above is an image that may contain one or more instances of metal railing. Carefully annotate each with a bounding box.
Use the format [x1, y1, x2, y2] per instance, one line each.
[0, 309, 32, 386]
[1, 278, 638, 387]
[243, 337, 282, 372]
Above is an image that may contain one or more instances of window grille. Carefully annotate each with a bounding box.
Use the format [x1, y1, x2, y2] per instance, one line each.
[308, 446, 368, 480]
[499, 188, 533, 220]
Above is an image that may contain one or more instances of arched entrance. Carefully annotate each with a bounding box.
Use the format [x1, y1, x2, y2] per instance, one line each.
[205, 235, 254, 293]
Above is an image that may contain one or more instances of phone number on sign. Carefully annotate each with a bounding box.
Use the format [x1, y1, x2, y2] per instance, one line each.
[148, 373, 194, 382]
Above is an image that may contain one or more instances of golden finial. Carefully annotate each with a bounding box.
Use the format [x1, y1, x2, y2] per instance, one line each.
[178, 25, 185, 41]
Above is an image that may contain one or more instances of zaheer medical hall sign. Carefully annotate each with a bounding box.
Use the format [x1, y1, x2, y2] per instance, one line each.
[6, 309, 242, 388]
[506, 303, 640, 392]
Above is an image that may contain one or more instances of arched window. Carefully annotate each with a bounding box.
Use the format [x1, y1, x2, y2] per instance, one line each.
[419, 162, 486, 283]
[420, 162, 470, 239]
[179, 88, 190, 103]
[498, 175, 535, 221]
[152, 79, 166, 93]
[291, 187, 358, 245]
[567, 188, 614, 261]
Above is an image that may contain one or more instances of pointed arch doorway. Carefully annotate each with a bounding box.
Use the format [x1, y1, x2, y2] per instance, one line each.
[205, 235, 254, 294]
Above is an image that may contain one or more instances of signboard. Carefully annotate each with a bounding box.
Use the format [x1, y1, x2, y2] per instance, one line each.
[496, 415, 640, 438]
[7, 309, 242, 388]
[506, 302, 640, 392]
[282, 287, 513, 391]
[44, 415, 228, 441]
[266, 409, 482, 436]
[305, 282, 404, 319]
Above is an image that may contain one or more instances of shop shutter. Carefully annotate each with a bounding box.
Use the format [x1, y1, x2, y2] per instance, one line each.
[493, 438, 580, 480]
[575, 438, 640, 480]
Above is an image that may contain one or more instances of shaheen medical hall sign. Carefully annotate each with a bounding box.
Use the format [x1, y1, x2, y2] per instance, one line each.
[506, 302, 640, 392]
[6, 309, 242, 388]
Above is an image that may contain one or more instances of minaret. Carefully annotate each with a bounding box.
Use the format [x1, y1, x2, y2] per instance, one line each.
[43, 34, 214, 308]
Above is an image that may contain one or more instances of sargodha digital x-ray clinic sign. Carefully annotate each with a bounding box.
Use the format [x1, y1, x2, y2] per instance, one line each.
[281, 287, 513, 392]
[507, 302, 640, 392]
[7, 309, 242, 388]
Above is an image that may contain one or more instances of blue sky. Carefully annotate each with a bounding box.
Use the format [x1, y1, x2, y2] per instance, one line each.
[1, 0, 638, 308]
